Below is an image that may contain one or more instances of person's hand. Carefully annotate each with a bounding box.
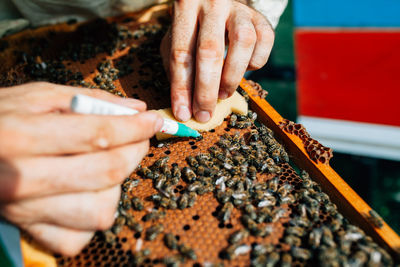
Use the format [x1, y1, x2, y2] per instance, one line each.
[160, 0, 274, 122]
[0, 82, 163, 256]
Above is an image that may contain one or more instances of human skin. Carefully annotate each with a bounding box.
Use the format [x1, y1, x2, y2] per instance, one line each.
[161, 0, 274, 123]
[0, 82, 163, 256]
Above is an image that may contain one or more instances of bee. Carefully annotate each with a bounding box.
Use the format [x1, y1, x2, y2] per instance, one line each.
[291, 247, 312, 260]
[280, 194, 295, 205]
[272, 207, 287, 222]
[162, 165, 172, 178]
[265, 252, 280, 266]
[121, 195, 132, 210]
[178, 244, 197, 260]
[251, 244, 274, 258]
[182, 167, 196, 182]
[284, 235, 302, 247]
[142, 209, 166, 222]
[172, 163, 181, 178]
[241, 215, 258, 233]
[216, 188, 233, 204]
[164, 233, 178, 250]
[322, 227, 336, 247]
[186, 156, 199, 168]
[154, 156, 169, 168]
[349, 250, 368, 266]
[368, 210, 384, 228]
[244, 203, 257, 220]
[257, 196, 276, 208]
[131, 197, 144, 211]
[138, 166, 153, 179]
[259, 225, 274, 237]
[132, 249, 151, 266]
[317, 247, 338, 264]
[163, 255, 183, 267]
[126, 214, 143, 232]
[229, 229, 249, 244]
[286, 226, 306, 237]
[187, 191, 197, 207]
[145, 223, 164, 241]
[103, 230, 116, 245]
[229, 114, 237, 127]
[267, 177, 279, 191]
[111, 223, 123, 235]
[248, 166, 257, 180]
[187, 181, 202, 192]
[247, 110, 257, 121]
[178, 193, 189, 210]
[149, 193, 162, 203]
[219, 202, 234, 222]
[155, 175, 167, 189]
[281, 253, 292, 267]
[309, 228, 323, 248]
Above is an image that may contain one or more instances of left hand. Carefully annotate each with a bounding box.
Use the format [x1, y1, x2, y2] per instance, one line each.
[160, 0, 274, 123]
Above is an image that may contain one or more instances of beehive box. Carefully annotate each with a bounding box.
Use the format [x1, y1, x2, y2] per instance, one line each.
[0, 4, 399, 267]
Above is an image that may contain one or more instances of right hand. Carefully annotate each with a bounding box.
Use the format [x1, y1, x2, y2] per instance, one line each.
[0, 82, 163, 256]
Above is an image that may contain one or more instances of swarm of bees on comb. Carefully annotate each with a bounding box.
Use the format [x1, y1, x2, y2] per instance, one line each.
[0, 12, 395, 267]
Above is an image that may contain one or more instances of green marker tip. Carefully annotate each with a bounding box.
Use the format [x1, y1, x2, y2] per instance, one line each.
[175, 122, 201, 138]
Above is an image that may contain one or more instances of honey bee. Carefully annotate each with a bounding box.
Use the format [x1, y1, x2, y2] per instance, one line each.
[309, 228, 323, 248]
[219, 202, 234, 222]
[131, 197, 144, 211]
[229, 114, 237, 127]
[368, 210, 384, 228]
[163, 255, 183, 267]
[154, 156, 169, 168]
[265, 251, 280, 266]
[146, 223, 164, 241]
[244, 204, 257, 220]
[126, 214, 143, 232]
[187, 191, 197, 207]
[182, 167, 197, 182]
[229, 229, 249, 244]
[284, 234, 302, 247]
[178, 244, 197, 260]
[138, 166, 154, 179]
[281, 253, 292, 267]
[216, 188, 233, 204]
[186, 156, 199, 168]
[132, 249, 151, 266]
[286, 226, 306, 237]
[164, 233, 178, 250]
[321, 227, 336, 247]
[142, 209, 166, 222]
[103, 230, 116, 245]
[178, 193, 189, 210]
[172, 163, 181, 178]
[291, 247, 312, 260]
[267, 177, 279, 191]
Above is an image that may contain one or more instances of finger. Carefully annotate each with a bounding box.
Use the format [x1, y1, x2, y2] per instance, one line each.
[248, 12, 275, 70]
[169, 0, 200, 122]
[193, 1, 229, 122]
[0, 140, 149, 202]
[22, 223, 94, 256]
[1, 186, 120, 231]
[220, 9, 257, 99]
[0, 82, 147, 114]
[0, 111, 162, 156]
[160, 27, 172, 78]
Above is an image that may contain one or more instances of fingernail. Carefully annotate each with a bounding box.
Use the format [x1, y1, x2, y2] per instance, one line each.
[195, 110, 211, 123]
[219, 90, 229, 100]
[176, 105, 191, 122]
[154, 115, 164, 132]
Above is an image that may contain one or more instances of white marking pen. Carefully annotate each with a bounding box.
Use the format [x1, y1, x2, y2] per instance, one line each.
[70, 94, 201, 138]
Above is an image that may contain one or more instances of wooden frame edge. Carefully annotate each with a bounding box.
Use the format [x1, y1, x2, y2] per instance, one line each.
[239, 78, 400, 259]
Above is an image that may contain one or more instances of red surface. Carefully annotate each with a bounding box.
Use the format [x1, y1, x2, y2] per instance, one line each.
[295, 29, 400, 127]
